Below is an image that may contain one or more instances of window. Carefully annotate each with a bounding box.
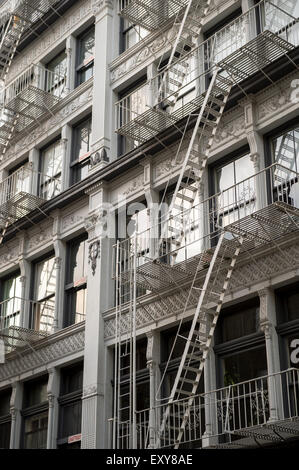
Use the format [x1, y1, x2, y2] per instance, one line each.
[64, 236, 88, 327]
[0, 274, 22, 328]
[40, 140, 63, 200]
[0, 389, 11, 449]
[46, 51, 67, 98]
[71, 117, 92, 184]
[271, 126, 299, 199]
[33, 256, 56, 332]
[222, 348, 268, 386]
[58, 363, 83, 449]
[22, 378, 48, 450]
[217, 302, 259, 344]
[121, 18, 148, 52]
[214, 151, 256, 229]
[77, 27, 95, 86]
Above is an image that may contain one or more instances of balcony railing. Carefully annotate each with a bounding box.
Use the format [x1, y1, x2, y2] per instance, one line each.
[0, 296, 55, 353]
[110, 368, 299, 449]
[0, 164, 61, 225]
[115, 0, 299, 142]
[115, 163, 299, 278]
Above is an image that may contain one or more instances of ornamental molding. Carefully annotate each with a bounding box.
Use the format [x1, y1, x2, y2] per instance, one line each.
[0, 243, 19, 269]
[0, 327, 85, 382]
[88, 240, 101, 275]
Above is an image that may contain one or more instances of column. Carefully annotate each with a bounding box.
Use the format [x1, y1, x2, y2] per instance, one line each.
[242, 0, 257, 42]
[146, 330, 161, 449]
[142, 157, 159, 259]
[17, 232, 31, 328]
[10, 382, 23, 449]
[90, 1, 118, 168]
[66, 35, 76, 94]
[202, 316, 218, 448]
[242, 97, 267, 211]
[47, 368, 60, 449]
[28, 148, 40, 197]
[81, 181, 115, 449]
[61, 125, 71, 192]
[53, 211, 66, 331]
[259, 288, 283, 422]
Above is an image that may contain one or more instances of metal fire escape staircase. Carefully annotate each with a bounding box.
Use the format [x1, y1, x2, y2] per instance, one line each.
[113, 0, 299, 449]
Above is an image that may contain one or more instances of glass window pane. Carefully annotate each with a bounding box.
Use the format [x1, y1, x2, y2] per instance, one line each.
[79, 29, 95, 65]
[73, 119, 92, 161]
[223, 347, 267, 385]
[35, 257, 56, 300]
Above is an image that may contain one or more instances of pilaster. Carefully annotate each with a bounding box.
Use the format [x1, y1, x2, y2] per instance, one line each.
[47, 368, 60, 449]
[10, 382, 23, 449]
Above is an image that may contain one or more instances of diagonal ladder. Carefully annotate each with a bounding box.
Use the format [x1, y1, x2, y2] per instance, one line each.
[155, 232, 244, 448]
[156, 0, 213, 107]
[0, 14, 27, 83]
[160, 68, 233, 263]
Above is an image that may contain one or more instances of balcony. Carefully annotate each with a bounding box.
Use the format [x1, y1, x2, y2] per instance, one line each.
[115, 0, 299, 145]
[0, 163, 60, 228]
[114, 163, 299, 293]
[123, 368, 299, 449]
[0, 0, 61, 31]
[0, 296, 54, 354]
[118, 0, 195, 31]
[0, 63, 67, 155]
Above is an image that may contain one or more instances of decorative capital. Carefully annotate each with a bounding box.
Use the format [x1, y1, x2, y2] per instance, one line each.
[90, 147, 109, 169]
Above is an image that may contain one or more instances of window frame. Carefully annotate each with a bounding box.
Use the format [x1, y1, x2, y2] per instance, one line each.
[76, 26, 95, 87]
[39, 139, 63, 200]
[70, 115, 92, 185]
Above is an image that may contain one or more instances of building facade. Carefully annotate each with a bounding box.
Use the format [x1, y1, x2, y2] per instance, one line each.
[0, 0, 299, 449]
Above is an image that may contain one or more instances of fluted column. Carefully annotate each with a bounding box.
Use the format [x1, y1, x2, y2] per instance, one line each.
[47, 368, 60, 449]
[146, 330, 160, 449]
[9, 382, 23, 449]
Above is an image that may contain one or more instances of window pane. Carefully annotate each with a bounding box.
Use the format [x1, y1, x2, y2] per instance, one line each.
[47, 51, 67, 97]
[69, 239, 87, 284]
[41, 141, 63, 198]
[35, 257, 56, 300]
[223, 348, 267, 385]
[79, 29, 95, 65]
[73, 119, 92, 162]
[74, 288, 87, 324]
[24, 412, 48, 449]
[220, 307, 259, 343]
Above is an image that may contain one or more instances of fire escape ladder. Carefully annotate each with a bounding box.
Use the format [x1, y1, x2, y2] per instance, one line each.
[162, 69, 232, 262]
[113, 239, 137, 449]
[156, 232, 244, 449]
[156, 0, 213, 105]
[0, 14, 27, 83]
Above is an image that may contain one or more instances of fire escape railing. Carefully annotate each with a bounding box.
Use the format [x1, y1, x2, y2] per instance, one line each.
[126, 368, 299, 449]
[114, 163, 299, 276]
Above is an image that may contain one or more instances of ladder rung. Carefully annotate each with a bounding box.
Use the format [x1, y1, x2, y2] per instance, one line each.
[179, 181, 198, 192]
[179, 377, 199, 385]
[183, 366, 200, 374]
[176, 193, 194, 203]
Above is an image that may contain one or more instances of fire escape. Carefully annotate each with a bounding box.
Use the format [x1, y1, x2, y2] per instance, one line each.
[112, 0, 299, 449]
[0, 0, 66, 359]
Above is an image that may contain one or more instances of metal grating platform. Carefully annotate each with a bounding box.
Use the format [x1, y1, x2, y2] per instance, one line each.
[118, 0, 202, 31]
[1, 0, 61, 30]
[121, 203, 299, 293]
[0, 325, 49, 353]
[5, 86, 60, 133]
[0, 191, 46, 222]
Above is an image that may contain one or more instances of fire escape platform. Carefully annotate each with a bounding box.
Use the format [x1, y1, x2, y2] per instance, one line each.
[119, 0, 194, 31]
[0, 191, 46, 224]
[0, 325, 49, 354]
[116, 31, 296, 144]
[125, 202, 299, 293]
[5, 86, 60, 133]
[210, 418, 299, 449]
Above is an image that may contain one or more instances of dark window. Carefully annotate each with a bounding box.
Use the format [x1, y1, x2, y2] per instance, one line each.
[276, 283, 299, 324]
[0, 389, 11, 449]
[22, 377, 49, 450]
[120, 18, 148, 52]
[222, 347, 268, 386]
[58, 363, 83, 448]
[216, 300, 259, 344]
[23, 378, 48, 408]
[71, 117, 92, 184]
[76, 27, 95, 86]
[64, 236, 88, 327]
